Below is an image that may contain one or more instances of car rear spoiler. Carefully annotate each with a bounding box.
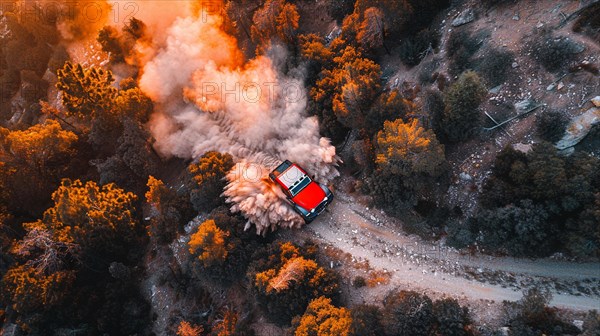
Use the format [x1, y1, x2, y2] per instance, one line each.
[269, 160, 292, 181]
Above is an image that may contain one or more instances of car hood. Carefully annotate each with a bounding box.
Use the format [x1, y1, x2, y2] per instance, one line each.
[292, 182, 326, 210]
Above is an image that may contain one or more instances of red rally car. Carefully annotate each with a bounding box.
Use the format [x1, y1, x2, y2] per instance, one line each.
[269, 160, 334, 223]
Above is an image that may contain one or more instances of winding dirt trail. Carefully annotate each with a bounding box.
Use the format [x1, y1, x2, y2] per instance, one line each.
[288, 191, 600, 312]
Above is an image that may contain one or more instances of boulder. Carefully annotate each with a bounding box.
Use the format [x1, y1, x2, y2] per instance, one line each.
[452, 8, 475, 27]
[555, 106, 600, 150]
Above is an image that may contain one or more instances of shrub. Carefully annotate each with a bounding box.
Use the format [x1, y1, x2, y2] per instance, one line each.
[364, 170, 410, 212]
[476, 143, 600, 257]
[327, 0, 354, 22]
[536, 109, 568, 143]
[475, 200, 553, 256]
[352, 276, 367, 288]
[581, 310, 600, 336]
[446, 28, 483, 76]
[442, 71, 487, 142]
[382, 290, 435, 336]
[502, 287, 580, 335]
[531, 34, 582, 72]
[422, 89, 446, 141]
[407, 0, 451, 33]
[399, 29, 440, 66]
[350, 304, 384, 336]
[475, 48, 515, 87]
[572, 2, 600, 41]
[446, 29, 477, 59]
[418, 58, 441, 84]
[433, 298, 474, 336]
[446, 219, 475, 249]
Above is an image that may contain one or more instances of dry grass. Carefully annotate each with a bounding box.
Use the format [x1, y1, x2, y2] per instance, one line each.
[366, 269, 392, 287]
[322, 244, 371, 271]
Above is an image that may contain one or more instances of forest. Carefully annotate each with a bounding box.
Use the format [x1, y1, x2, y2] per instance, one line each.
[0, 0, 599, 335]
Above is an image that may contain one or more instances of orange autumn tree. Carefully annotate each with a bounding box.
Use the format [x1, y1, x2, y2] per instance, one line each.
[366, 89, 414, 134]
[145, 176, 181, 244]
[188, 219, 231, 267]
[294, 296, 353, 336]
[250, 242, 339, 324]
[258, 256, 319, 293]
[42, 179, 138, 264]
[368, 118, 448, 209]
[12, 220, 80, 274]
[56, 62, 154, 150]
[0, 120, 78, 215]
[1, 120, 78, 175]
[176, 321, 204, 336]
[114, 86, 154, 122]
[212, 309, 238, 336]
[353, 0, 413, 37]
[357, 7, 387, 53]
[1, 264, 75, 314]
[56, 62, 117, 121]
[315, 46, 381, 130]
[250, 0, 299, 53]
[276, 2, 300, 43]
[146, 176, 169, 211]
[375, 118, 446, 178]
[299, 34, 334, 66]
[188, 151, 234, 212]
[0, 202, 10, 261]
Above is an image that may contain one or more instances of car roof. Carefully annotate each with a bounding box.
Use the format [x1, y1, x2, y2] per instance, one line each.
[277, 165, 306, 189]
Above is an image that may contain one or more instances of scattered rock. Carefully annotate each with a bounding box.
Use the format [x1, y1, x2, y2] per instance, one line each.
[490, 85, 502, 94]
[592, 96, 600, 107]
[325, 26, 341, 43]
[514, 99, 536, 112]
[511, 62, 519, 68]
[452, 8, 475, 27]
[512, 14, 520, 21]
[459, 172, 473, 181]
[513, 143, 533, 153]
[569, 39, 586, 53]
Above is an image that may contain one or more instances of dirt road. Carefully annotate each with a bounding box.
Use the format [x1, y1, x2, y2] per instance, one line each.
[288, 191, 600, 312]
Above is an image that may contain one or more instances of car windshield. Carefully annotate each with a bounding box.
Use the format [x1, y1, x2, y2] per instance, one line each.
[289, 175, 311, 196]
